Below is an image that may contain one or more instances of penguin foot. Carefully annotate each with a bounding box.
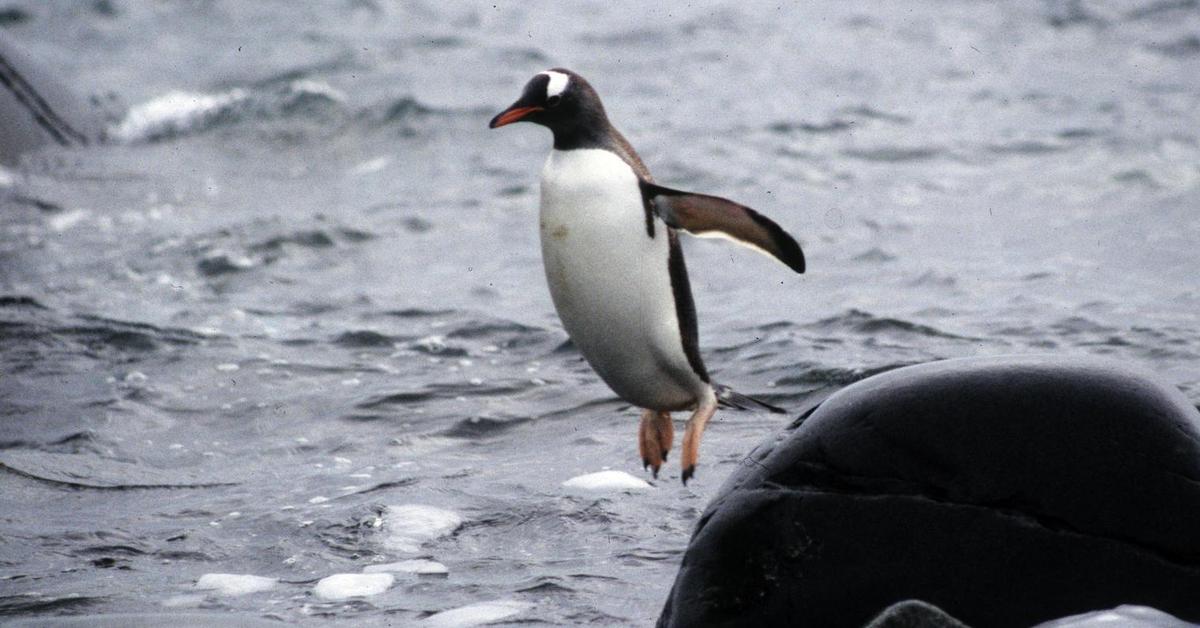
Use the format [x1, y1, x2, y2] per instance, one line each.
[639, 409, 673, 479]
[680, 391, 718, 485]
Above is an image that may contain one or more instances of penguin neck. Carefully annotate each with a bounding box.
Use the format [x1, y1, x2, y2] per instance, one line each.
[550, 112, 617, 152]
[550, 117, 650, 180]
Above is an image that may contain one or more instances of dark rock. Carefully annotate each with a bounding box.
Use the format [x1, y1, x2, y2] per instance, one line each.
[864, 600, 970, 628]
[657, 356, 1200, 628]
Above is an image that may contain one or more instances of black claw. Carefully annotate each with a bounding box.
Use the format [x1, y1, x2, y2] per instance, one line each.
[682, 465, 695, 485]
[652, 466, 660, 479]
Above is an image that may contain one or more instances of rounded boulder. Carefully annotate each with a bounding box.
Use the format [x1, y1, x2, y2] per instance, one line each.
[658, 355, 1200, 628]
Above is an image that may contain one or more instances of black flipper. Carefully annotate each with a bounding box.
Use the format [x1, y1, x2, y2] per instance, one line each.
[640, 181, 806, 273]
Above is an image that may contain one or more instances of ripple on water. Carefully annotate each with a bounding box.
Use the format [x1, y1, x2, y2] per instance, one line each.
[332, 330, 401, 348]
[808, 309, 974, 341]
[0, 451, 239, 489]
[852, 247, 898, 263]
[766, 119, 855, 135]
[0, 593, 99, 615]
[441, 415, 532, 439]
[772, 363, 914, 388]
[841, 145, 943, 163]
[358, 380, 537, 409]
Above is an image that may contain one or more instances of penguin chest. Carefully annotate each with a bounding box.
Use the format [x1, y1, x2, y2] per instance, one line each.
[538, 149, 701, 409]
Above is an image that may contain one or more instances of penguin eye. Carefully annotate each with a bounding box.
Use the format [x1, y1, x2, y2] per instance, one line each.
[546, 95, 562, 108]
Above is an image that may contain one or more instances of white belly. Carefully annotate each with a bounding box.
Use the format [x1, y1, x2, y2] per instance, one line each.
[539, 149, 705, 410]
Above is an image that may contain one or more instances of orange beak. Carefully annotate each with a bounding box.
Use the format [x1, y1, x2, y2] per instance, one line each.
[489, 105, 542, 129]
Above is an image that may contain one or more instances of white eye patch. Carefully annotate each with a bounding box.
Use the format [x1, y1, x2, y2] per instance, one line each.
[540, 70, 570, 99]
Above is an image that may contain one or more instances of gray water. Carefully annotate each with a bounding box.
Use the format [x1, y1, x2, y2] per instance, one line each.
[2, 1, 1199, 625]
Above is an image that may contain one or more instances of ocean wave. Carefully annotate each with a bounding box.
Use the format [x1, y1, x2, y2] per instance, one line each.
[441, 415, 532, 439]
[332, 330, 402, 349]
[852, 247, 898, 263]
[808, 309, 974, 341]
[1, 305, 211, 355]
[773, 363, 914, 387]
[193, 226, 374, 277]
[0, 593, 99, 615]
[767, 119, 855, 135]
[841, 145, 942, 163]
[110, 79, 348, 143]
[357, 380, 537, 409]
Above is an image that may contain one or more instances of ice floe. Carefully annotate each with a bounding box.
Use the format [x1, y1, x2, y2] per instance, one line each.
[383, 504, 463, 552]
[423, 599, 533, 627]
[194, 573, 277, 596]
[363, 559, 448, 575]
[562, 470, 651, 492]
[313, 572, 394, 600]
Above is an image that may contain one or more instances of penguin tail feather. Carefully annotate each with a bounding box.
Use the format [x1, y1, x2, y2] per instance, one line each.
[714, 384, 787, 414]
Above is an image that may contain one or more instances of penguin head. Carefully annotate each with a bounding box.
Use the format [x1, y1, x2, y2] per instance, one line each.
[489, 69, 609, 144]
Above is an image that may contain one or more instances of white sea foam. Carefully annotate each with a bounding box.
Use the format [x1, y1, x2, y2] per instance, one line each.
[195, 573, 277, 596]
[363, 559, 448, 575]
[112, 89, 249, 143]
[422, 599, 533, 627]
[46, 209, 89, 233]
[313, 572, 394, 600]
[562, 470, 651, 492]
[383, 504, 464, 552]
[288, 79, 346, 103]
[111, 80, 345, 143]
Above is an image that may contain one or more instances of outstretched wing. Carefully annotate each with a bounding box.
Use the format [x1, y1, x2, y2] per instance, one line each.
[640, 181, 806, 273]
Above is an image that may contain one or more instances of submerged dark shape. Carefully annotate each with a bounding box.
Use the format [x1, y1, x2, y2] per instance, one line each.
[0, 37, 103, 165]
[657, 355, 1200, 628]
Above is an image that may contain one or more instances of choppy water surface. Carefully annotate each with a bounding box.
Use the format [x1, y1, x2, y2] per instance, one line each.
[2, 1, 1199, 624]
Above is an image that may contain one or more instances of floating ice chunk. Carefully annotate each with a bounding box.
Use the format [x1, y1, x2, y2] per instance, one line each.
[562, 470, 651, 492]
[423, 599, 533, 627]
[1034, 604, 1195, 627]
[161, 593, 206, 608]
[383, 504, 463, 552]
[349, 156, 390, 175]
[195, 573, 277, 596]
[363, 559, 448, 575]
[313, 572, 394, 600]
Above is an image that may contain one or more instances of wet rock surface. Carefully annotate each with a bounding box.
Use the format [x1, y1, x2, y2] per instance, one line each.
[658, 356, 1200, 628]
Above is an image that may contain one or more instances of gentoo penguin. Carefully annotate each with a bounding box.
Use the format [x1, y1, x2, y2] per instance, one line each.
[490, 68, 805, 483]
